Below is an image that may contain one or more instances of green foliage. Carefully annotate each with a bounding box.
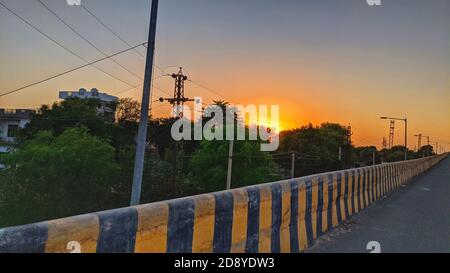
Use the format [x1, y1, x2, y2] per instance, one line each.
[20, 98, 112, 141]
[0, 128, 120, 227]
[354, 146, 378, 165]
[187, 138, 278, 193]
[278, 123, 346, 176]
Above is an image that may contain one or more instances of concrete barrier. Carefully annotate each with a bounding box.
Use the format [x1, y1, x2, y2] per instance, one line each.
[0, 154, 447, 253]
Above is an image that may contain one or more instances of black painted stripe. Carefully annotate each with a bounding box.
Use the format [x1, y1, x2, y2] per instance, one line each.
[0, 223, 48, 253]
[304, 179, 314, 247]
[245, 186, 260, 253]
[335, 173, 342, 224]
[289, 181, 299, 253]
[367, 169, 371, 204]
[213, 192, 234, 253]
[270, 184, 282, 253]
[344, 171, 350, 219]
[316, 177, 324, 237]
[97, 207, 138, 253]
[367, 168, 371, 205]
[326, 174, 333, 231]
[167, 198, 195, 253]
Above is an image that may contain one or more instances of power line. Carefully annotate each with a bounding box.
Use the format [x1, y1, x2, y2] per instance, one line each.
[80, 3, 146, 59]
[0, 42, 147, 97]
[0, 1, 139, 91]
[36, 0, 143, 81]
[80, 2, 164, 73]
[7, 0, 169, 99]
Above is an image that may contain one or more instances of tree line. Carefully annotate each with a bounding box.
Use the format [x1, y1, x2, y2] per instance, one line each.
[0, 98, 436, 228]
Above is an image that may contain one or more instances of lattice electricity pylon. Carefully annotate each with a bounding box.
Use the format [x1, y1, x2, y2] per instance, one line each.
[388, 120, 395, 149]
[159, 67, 194, 118]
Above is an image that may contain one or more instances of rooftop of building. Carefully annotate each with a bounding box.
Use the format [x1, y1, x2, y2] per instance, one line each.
[0, 109, 36, 120]
[59, 88, 118, 103]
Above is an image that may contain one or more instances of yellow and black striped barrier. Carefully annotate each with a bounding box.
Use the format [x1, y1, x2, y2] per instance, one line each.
[0, 154, 447, 253]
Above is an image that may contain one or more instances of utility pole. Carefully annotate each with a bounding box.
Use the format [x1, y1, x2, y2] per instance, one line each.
[338, 146, 342, 161]
[291, 152, 295, 179]
[422, 135, 430, 156]
[130, 0, 159, 206]
[346, 125, 352, 145]
[372, 150, 376, 165]
[405, 118, 408, 160]
[226, 140, 234, 190]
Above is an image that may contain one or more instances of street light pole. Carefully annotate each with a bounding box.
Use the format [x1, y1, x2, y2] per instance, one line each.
[404, 118, 408, 161]
[130, 0, 159, 206]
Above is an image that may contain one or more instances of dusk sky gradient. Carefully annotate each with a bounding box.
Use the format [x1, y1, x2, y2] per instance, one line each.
[1, 0, 449, 150]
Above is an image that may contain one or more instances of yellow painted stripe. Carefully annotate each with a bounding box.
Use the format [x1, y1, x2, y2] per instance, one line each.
[192, 194, 216, 253]
[347, 171, 354, 216]
[311, 177, 318, 240]
[298, 182, 308, 251]
[46, 214, 99, 253]
[364, 168, 369, 207]
[321, 175, 329, 233]
[258, 185, 272, 253]
[135, 202, 169, 253]
[354, 170, 360, 213]
[361, 169, 367, 209]
[231, 189, 249, 253]
[339, 172, 346, 221]
[280, 183, 291, 253]
[332, 173, 338, 227]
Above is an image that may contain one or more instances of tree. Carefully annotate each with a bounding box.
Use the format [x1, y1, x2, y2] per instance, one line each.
[278, 123, 347, 176]
[20, 98, 112, 141]
[418, 145, 434, 157]
[354, 146, 378, 166]
[0, 128, 120, 227]
[187, 137, 277, 194]
[116, 98, 141, 124]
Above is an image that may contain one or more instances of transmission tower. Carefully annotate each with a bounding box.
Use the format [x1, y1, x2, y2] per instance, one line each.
[159, 67, 194, 118]
[388, 120, 395, 149]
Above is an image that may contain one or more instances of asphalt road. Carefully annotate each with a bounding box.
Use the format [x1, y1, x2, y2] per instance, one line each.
[306, 156, 450, 253]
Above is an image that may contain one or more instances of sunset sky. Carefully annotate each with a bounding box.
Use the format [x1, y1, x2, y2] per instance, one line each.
[1, 0, 449, 150]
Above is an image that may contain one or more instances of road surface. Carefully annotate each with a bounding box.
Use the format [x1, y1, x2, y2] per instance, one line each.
[307, 156, 450, 253]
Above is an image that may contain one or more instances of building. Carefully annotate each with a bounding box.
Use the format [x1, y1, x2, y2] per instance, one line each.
[59, 88, 118, 122]
[0, 108, 35, 158]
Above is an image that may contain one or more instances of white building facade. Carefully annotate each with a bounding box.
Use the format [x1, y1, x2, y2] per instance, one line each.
[0, 109, 35, 163]
[59, 88, 118, 122]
